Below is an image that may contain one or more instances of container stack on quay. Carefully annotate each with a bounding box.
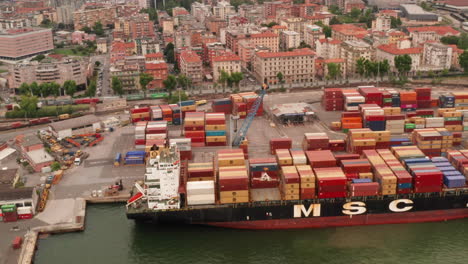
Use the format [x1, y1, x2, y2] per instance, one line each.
[321, 88, 343, 111]
[360, 104, 386, 131]
[217, 149, 249, 204]
[150, 105, 162, 121]
[275, 149, 293, 166]
[179, 100, 196, 118]
[302, 133, 331, 151]
[205, 113, 227, 146]
[131, 107, 150, 123]
[211, 98, 232, 114]
[184, 112, 206, 147]
[280, 166, 300, 200]
[144, 121, 168, 151]
[169, 138, 192, 160]
[270, 138, 292, 155]
[343, 89, 365, 111]
[399, 91, 417, 112]
[134, 122, 147, 149]
[230, 92, 263, 119]
[159, 105, 173, 124]
[415, 87, 432, 108]
[384, 107, 404, 134]
[440, 92, 468, 109]
[1, 204, 18, 222]
[249, 158, 280, 188]
[170, 104, 182, 125]
[125, 151, 146, 165]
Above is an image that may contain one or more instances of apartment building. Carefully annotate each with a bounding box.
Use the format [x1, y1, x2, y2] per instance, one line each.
[315, 38, 342, 59]
[0, 27, 53, 61]
[422, 42, 453, 71]
[340, 40, 374, 77]
[372, 16, 391, 31]
[212, 52, 241, 82]
[145, 61, 168, 89]
[280, 31, 300, 51]
[407, 26, 460, 46]
[376, 44, 422, 73]
[180, 50, 203, 84]
[331, 24, 369, 42]
[226, 31, 279, 54]
[71, 30, 96, 44]
[9, 58, 87, 90]
[110, 41, 137, 63]
[213, 1, 235, 20]
[304, 25, 325, 48]
[73, 5, 116, 30]
[191, 2, 212, 23]
[253, 48, 316, 84]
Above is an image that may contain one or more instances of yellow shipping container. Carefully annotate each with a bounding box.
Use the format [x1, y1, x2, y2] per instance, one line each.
[220, 196, 249, 204]
[219, 190, 249, 198]
[283, 194, 300, 200]
[206, 136, 227, 143]
[359, 172, 373, 180]
[301, 182, 315, 188]
[188, 177, 214, 182]
[205, 124, 227, 130]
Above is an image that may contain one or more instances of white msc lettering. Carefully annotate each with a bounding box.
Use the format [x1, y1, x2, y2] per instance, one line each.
[389, 199, 414, 212]
[293, 204, 321, 218]
[342, 201, 367, 215]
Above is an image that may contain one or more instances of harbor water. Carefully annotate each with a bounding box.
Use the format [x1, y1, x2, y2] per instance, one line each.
[35, 204, 468, 264]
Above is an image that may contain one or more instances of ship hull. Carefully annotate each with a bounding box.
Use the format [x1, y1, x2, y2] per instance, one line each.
[127, 194, 468, 230]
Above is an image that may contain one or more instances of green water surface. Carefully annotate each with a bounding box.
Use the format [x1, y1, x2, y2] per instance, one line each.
[35, 204, 468, 264]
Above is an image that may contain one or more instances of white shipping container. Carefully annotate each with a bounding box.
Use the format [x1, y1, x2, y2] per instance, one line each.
[364, 109, 385, 116]
[135, 134, 146, 140]
[345, 96, 365, 103]
[187, 194, 216, 205]
[304, 132, 327, 137]
[17, 206, 32, 215]
[146, 133, 167, 140]
[415, 124, 425, 129]
[345, 106, 359, 111]
[187, 181, 215, 196]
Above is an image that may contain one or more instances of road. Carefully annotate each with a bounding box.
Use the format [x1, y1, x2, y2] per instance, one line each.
[89, 54, 112, 96]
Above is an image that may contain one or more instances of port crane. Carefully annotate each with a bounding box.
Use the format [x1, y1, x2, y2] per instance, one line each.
[231, 83, 269, 147]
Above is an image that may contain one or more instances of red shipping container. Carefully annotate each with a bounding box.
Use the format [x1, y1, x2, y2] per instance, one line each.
[318, 191, 347, 198]
[180, 150, 192, 160]
[185, 131, 205, 137]
[306, 150, 336, 168]
[131, 107, 150, 114]
[134, 139, 146, 145]
[251, 179, 279, 188]
[300, 188, 316, 199]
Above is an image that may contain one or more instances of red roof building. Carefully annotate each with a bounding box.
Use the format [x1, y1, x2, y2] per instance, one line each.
[331, 24, 369, 41]
[145, 61, 168, 89]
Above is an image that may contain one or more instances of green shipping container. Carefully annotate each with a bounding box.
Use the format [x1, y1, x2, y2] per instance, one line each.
[342, 129, 349, 133]
[1, 204, 16, 213]
[149, 93, 168, 99]
[444, 117, 462, 121]
[405, 123, 416, 129]
[464, 127, 468, 131]
[383, 98, 392, 103]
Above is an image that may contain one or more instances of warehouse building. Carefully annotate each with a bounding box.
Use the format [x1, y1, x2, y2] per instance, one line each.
[48, 115, 102, 138]
[0, 168, 37, 216]
[400, 4, 439, 22]
[16, 134, 54, 172]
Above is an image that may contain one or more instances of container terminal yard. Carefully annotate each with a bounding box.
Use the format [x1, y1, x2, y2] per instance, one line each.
[1, 86, 468, 263]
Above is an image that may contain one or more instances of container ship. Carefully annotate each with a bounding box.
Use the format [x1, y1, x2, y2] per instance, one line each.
[126, 140, 468, 230]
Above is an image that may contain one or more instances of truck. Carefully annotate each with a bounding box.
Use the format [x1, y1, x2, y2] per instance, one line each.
[74, 158, 82, 166]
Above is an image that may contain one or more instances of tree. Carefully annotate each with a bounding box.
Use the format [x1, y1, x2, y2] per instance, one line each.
[390, 17, 402, 28]
[40, 18, 52, 28]
[63, 80, 77, 97]
[140, 8, 158, 22]
[378, 59, 390, 80]
[441, 35, 459, 45]
[164, 43, 175, 63]
[276, 72, 284, 84]
[38, 83, 50, 98]
[356, 57, 366, 78]
[51, 161, 61, 171]
[50, 82, 60, 97]
[29, 82, 40, 97]
[457, 33, 468, 50]
[81, 26, 92, 34]
[218, 70, 230, 92]
[350, 8, 361, 19]
[19, 96, 38, 117]
[298, 41, 312, 49]
[330, 17, 341, 25]
[92, 21, 104, 36]
[230, 72, 244, 88]
[86, 79, 97, 96]
[163, 75, 177, 96]
[19, 83, 31, 95]
[31, 54, 45, 62]
[327, 63, 341, 80]
[57, 23, 65, 30]
[111, 77, 124, 97]
[459, 50, 468, 73]
[167, 90, 189, 104]
[329, 5, 342, 15]
[177, 75, 190, 90]
[95, 61, 101, 67]
[394, 54, 412, 76]
[139, 73, 154, 98]
[323, 25, 332, 38]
